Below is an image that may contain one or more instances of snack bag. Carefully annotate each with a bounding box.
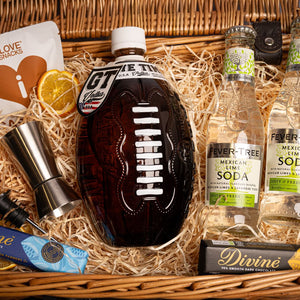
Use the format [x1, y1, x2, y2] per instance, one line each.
[0, 21, 64, 122]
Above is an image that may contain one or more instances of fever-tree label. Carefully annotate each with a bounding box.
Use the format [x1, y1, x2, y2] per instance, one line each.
[206, 143, 263, 208]
[266, 129, 300, 193]
[287, 39, 300, 71]
[224, 47, 255, 82]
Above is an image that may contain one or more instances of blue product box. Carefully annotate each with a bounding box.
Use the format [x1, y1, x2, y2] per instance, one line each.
[0, 225, 88, 273]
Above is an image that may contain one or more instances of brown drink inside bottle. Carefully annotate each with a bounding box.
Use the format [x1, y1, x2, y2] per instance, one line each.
[76, 27, 194, 247]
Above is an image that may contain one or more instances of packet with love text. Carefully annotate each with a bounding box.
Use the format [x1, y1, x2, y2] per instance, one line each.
[0, 21, 64, 125]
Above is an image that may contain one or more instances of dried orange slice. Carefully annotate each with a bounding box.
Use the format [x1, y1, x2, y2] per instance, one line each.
[37, 69, 80, 116]
[0, 222, 32, 271]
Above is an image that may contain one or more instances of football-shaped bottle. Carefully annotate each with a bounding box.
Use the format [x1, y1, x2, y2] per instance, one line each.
[76, 27, 194, 247]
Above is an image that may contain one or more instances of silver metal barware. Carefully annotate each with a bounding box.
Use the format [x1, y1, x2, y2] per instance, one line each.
[2, 121, 81, 220]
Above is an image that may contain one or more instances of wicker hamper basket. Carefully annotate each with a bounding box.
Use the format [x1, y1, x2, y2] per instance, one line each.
[0, 0, 299, 299]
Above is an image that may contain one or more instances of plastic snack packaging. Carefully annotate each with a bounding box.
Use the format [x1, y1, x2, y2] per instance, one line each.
[0, 21, 64, 124]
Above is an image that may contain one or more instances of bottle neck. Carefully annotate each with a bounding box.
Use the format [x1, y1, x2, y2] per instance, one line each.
[287, 27, 300, 73]
[291, 26, 300, 40]
[224, 33, 255, 85]
[114, 48, 145, 62]
[225, 33, 255, 51]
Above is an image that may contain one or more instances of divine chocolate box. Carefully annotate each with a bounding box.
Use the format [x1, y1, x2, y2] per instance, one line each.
[198, 239, 300, 274]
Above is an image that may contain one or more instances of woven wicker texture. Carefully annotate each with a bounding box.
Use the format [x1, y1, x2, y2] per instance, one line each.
[0, 1, 299, 299]
[0, 270, 299, 299]
[0, 0, 299, 39]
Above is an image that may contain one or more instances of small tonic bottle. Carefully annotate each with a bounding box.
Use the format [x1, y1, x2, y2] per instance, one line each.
[260, 17, 300, 227]
[76, 27, 194, 247]
[205, 26, 265, 236]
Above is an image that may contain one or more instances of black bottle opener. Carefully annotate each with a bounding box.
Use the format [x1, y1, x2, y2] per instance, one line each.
[0, 190, 57, 242]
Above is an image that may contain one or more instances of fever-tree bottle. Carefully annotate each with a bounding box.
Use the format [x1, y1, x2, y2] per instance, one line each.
[260, 17, 300, 227]
[205, 26, 264, 236]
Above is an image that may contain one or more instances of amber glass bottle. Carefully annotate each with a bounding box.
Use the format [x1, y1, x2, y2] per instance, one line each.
[76, 27, 194, 247]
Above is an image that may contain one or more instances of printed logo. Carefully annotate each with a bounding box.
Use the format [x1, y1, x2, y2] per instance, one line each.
[0, 41, 23, 60]
[41, 242, 64, 263]
[0, 55, 47, 107]
[77, 62, 166, 116]
[206, 143, 262, 207]
[115, 62, 165, 80]
[266, 129, 300, 193]
[224, 47, 255, 78]
[218, 247, 281, 269]
[77, 66, 121, 116]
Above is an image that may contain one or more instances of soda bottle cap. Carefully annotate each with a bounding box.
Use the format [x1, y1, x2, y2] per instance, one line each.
[111, 26, 146, 55]
[225, 25, 257, 39]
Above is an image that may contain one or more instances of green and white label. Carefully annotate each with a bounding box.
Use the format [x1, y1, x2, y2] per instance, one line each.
[224, 47, 255, 82]
[287, 39, 300, 71]
[206, 143, 262, 208]
[266, 129, 300, 193]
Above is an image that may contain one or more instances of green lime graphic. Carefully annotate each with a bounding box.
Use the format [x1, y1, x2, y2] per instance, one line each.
[287, 41, 300, 67]
[224, 48, 254, 76]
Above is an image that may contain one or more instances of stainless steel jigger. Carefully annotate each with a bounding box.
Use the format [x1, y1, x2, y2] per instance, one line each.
[1, 121, 81, 220]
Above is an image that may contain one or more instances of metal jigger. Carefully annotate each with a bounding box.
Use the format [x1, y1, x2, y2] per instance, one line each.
[1, 121, 81, 220]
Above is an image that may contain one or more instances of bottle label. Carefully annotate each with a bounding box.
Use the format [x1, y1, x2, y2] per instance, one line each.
[287, 39, 300, 72]
[224, 47, 255, 82]
[266, 129, 300, 193]
[77, 62, 166, 116]
[206, 143, 262, 208]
